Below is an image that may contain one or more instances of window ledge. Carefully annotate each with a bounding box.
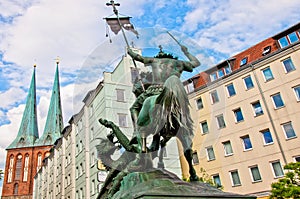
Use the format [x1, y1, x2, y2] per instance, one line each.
[252, 180, 262, 184]
[235, 120, 244, 124]
[286, 136, 297, 140]
[263, 142, 274, 146]
[274, 106, 285, 110]
[254, 113, 264, 117]
[274, 175, 284, 179]
[243, 148, 253, 152]
[225, 154, 233, 157]
[232, 184, 241, 187]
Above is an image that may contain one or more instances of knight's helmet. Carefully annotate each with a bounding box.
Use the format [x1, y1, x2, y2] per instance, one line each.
[154, 45, 178, 60]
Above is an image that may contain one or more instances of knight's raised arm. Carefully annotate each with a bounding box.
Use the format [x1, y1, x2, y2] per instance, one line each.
[127, 48, 146, 63]
[181, 45, 201, 68]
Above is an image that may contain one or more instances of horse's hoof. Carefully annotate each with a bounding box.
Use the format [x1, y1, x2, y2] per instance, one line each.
[157, 162, 165, 169]
[190, 175, 199, 182]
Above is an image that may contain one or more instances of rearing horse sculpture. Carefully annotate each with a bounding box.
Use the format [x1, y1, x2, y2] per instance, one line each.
[137, 74, 199, 181]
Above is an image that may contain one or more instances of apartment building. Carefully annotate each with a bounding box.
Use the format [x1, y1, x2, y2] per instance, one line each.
[180, 22, 300, 198]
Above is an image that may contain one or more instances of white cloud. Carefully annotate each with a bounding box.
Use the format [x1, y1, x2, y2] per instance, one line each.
[0, 87, 26, 108]
[183, 0, 300, 56]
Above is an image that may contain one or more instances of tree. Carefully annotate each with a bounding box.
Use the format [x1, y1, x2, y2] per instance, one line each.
[270, 162, 300, 199]
[0, 169, 3, 180]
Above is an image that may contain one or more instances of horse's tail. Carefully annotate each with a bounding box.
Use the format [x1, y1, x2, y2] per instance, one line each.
[154, 75, 194, 137]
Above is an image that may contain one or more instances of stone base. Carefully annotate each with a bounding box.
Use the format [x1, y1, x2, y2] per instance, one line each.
[109, 169, 256, 199]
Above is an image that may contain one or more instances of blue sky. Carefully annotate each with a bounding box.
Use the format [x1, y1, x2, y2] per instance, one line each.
[1, 0, 300, 194]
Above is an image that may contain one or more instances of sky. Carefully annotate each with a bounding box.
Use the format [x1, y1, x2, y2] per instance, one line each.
[1, 0, 300, 194]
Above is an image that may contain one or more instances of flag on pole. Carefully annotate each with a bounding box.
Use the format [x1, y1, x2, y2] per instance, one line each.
[104, 14, 139, 37]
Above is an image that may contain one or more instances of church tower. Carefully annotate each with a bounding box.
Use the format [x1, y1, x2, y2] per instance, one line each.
[1, 62, 63, 199]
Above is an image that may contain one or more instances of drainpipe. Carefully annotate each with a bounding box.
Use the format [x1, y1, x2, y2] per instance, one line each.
[250, 64, 287, 165]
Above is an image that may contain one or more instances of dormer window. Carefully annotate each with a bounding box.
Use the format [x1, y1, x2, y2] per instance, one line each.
[240, 57, 248, 66]
[262, 46, 271, 56]
[210, 73, 217, 81]
[278, 31, 300, 48]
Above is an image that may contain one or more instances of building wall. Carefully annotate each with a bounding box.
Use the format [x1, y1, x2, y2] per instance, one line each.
[2, 145, 51, 199]
[182, 39, 300, 197]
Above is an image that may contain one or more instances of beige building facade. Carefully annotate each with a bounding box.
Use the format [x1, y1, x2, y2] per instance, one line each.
[181, 23, 300, 198]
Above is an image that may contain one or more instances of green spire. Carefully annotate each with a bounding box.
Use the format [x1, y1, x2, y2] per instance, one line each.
[7, 66, 39, 149]
[35, 61, 63, 146]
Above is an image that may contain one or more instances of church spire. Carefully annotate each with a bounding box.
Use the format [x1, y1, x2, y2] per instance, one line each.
[7, 65, 39, 149]
[35, 59, 63, 146]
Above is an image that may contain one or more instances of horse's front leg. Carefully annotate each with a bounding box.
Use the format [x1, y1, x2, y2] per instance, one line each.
[177, 132, 199, 181]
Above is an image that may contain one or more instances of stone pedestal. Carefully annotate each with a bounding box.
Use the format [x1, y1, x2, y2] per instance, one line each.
[109, 169, 256, 199]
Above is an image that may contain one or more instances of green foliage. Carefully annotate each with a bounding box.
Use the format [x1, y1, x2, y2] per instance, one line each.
[0, 169, 3, 180]
[183, 167, 223, 189]
[270, 162, 300, 199]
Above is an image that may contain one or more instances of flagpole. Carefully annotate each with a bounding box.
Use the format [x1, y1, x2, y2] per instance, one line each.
[106, 0, 145, 91]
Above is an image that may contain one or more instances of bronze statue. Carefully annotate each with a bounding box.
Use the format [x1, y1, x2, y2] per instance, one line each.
[128, 45, 200, 149]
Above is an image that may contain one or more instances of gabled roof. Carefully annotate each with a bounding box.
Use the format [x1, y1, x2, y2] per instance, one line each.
[7, 67, 39, 149]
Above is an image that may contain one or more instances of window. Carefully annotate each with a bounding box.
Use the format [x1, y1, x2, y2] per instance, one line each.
[7, 156, 14, 183]
[287, 32, 299, 44]
[15, 154, 22, 180]
[241, 135, 252, 151]
[294, 156, 300, 162]
[23, 154, 29, 182]
[271, 93, 284, 109]
[282, 58, 296, 73]
[271, 161, 284, 178]
[224, 66, 232, 74]
[261, 129, 273, 145]
[282, 122, 296, 139]
[192, 151, 199, 165]
[243, 76, 254, 90]
[252, 101, 263, 116]
[196, 97, 203, 110]
[249, 166, 262, 182]
[262, 46, 271, 56]
[210, 90, 219, 104]
[223, 141, 233, 156]
[76, 167, 79, 178]
[186, 82, 194, 93]
[79, 188, 84, 199]
[89, 104, 94, 116]
[90, 127, 94, 141]
[233, 108, 244, 123]
[118, 114, 127, 127]
[210, 73, 217, 81]
[37, 153, 42, 170]
[206, 146, 216, 161]
[262, 67, 274, 81]
[91, 152, 95, 165]
[240, 57, 248, 66]
[230, 170, 241, 186]
[13, 183, 19, 195]
[293, 85, 300, 101]
[79, 140, 83, 152]
[212, 174, 222, 188]
[278, 36, 289, 48]
[226, 83, 236, 97]
[79, 163, 83, 176]
[218, 69, 225, 78]
[116, 89, 125, 102]
[200, 121, 209, 134]
[78, 119, 83, 130]
[91, 180, 96, 195]
[216, 114, 226, 129]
